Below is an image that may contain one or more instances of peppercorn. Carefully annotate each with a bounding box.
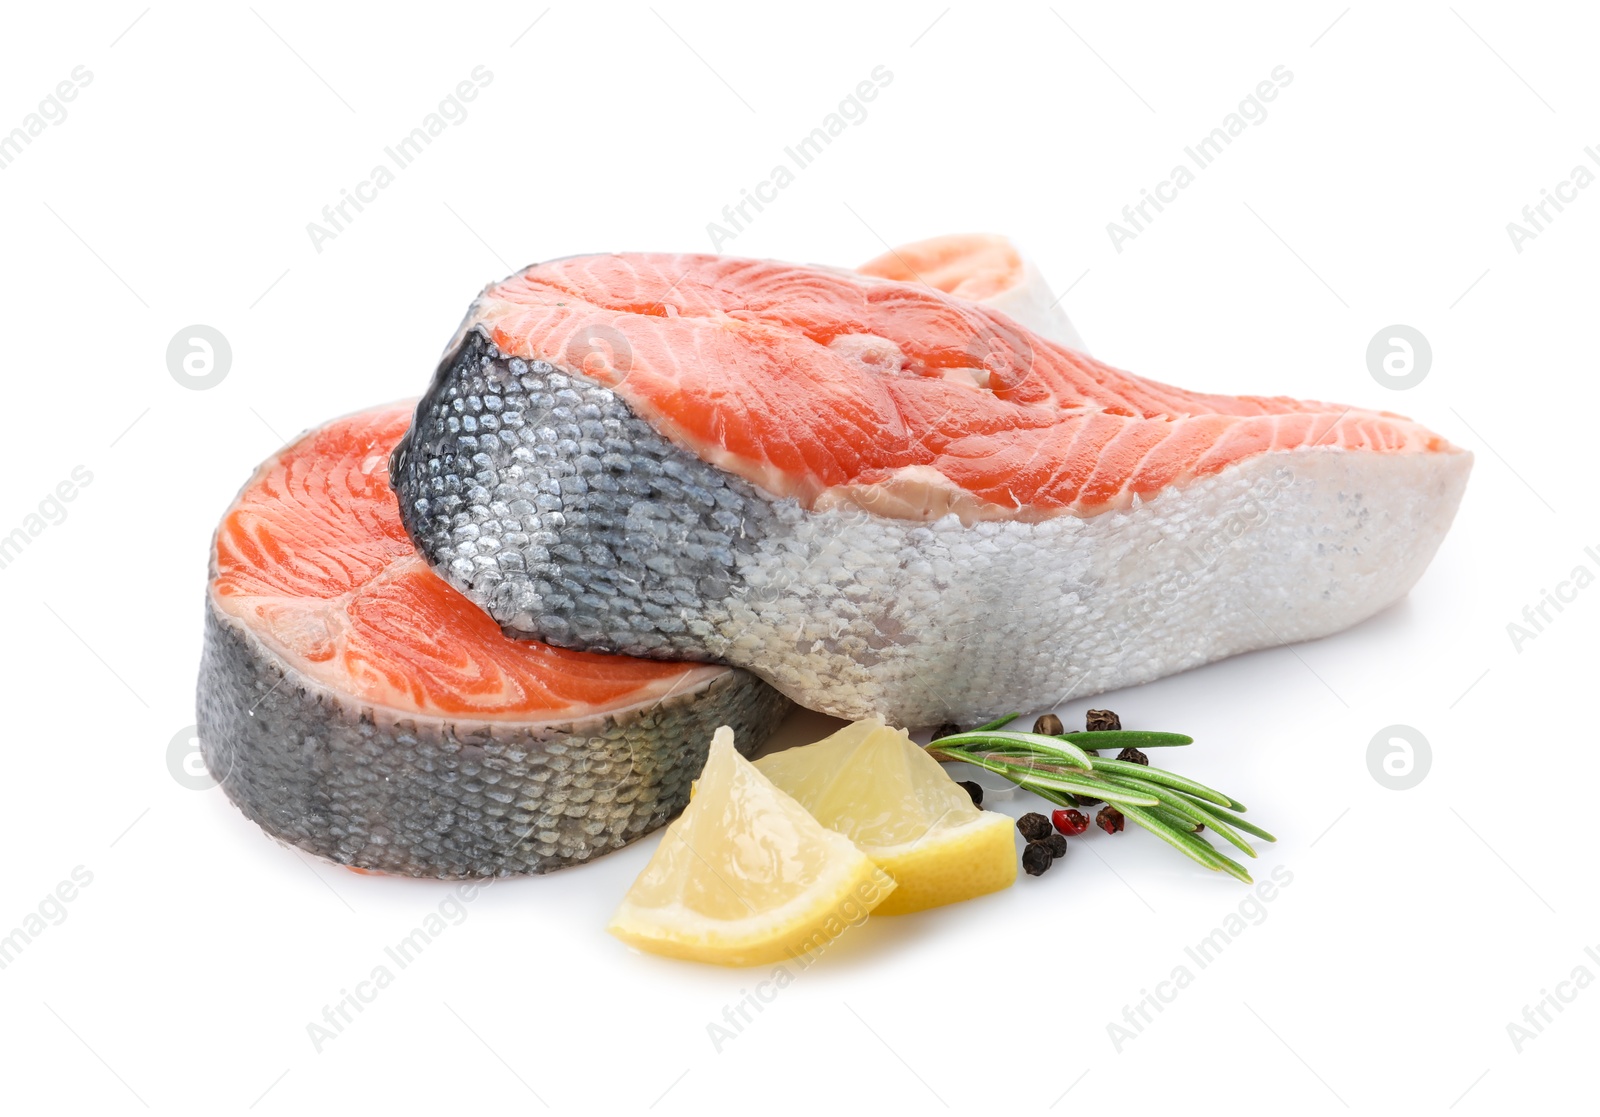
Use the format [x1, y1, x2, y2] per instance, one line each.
[1085, 708, 1122, 732]
[931, 722, 962, 741]
[1033, 713, 1064, 737]
[1051, 808, 1090, 836]
[1021, 841, 1054, 876]
[1096, 806, 1125, 834]
[1116, 746, 1149, 766]
[1044, 833, 1068, 858]
[957, 780, 983, 807]
[1017, 812, 1053, 842]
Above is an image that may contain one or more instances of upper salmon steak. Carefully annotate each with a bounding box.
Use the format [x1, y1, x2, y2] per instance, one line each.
[391, 248, 1471, 726]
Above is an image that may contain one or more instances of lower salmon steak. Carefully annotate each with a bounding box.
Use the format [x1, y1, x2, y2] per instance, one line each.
[198, 403, 789, 876]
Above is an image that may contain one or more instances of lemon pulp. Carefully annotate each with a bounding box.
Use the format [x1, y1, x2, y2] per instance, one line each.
[756, 720, 1017, 915]
[607, 727, 895, 966]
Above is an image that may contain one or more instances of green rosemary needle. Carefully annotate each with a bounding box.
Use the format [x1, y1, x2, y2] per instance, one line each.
[925, 727, 1272, 882]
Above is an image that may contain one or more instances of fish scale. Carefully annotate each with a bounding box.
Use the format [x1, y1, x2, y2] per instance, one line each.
[198, 605, 785, 876]
[395, 333, 769, 658]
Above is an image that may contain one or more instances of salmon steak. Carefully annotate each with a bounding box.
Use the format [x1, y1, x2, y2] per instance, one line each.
[390, 243, 1471, 727]
[197, 403, 788, 877]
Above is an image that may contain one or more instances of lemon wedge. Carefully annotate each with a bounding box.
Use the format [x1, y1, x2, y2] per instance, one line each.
[607, 727, 895, 966]
[755, 719, 1017, 915]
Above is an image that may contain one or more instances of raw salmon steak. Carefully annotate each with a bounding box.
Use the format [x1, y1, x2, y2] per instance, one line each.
[390, 247, 1471, 727]
[197, 402, 788, 877]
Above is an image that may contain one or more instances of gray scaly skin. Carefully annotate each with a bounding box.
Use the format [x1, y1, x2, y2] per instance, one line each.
[392, 330, 774, 659]
[197, 594, 789, 878]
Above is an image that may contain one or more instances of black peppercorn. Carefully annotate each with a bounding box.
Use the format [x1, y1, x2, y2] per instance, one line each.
[931, 722, 961, 741]
[1022, 842, 1054, 876]
[1096, 806, 1126, 834]
[1085, 708, 1122, 732]
[957, 780, 983, 807]
[1116, 747, 1149, 766]
[1033, 713, 1064, 737]
[1017, 812, 1053, 842]
[1044, 833, 1068, 858]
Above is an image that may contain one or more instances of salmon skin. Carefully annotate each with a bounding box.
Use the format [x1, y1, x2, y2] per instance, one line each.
[391, 251, 1471, 727]
[197, 403, 788, 877]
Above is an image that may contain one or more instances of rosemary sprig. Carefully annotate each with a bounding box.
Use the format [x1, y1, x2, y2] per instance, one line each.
[925, 725, 1273, 883]
[1179, 799, 1277, 843]
[933, 731, 1096, 769]
[1060, 730, 1194, 750]
[1088, 757, 1244, 811]
[938, 748, 1161, 806]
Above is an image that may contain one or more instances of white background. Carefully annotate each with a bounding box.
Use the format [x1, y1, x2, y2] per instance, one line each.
[1, 2, 1594, 1113]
